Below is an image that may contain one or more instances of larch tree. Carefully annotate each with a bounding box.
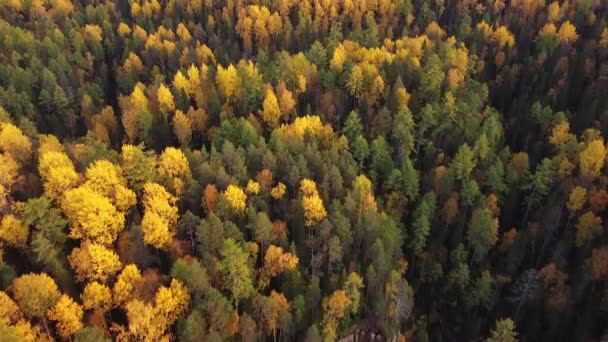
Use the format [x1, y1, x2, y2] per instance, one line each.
[47, 294, 83, 339]
[141, 182, 179, 249]
[61, 186, 125, 246]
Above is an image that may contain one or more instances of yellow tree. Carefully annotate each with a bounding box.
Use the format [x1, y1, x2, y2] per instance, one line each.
[172, 110, 193, 146]
[158, 147, 191, 196]
[246, 180, 261, 195]
[0, 291, 22, 323]
[113, 264, 142, 306]
[0, 123, 32, 164]
[224, 184, 248, 214]
[579, 140, 605, 179]
[0, 215, 29, 248]
[68, 242, 122, 283]
[38, 151, 80, 201]
[83, 160, 137, 213]
[141, 183, 179, 249]
[270, 182, 287, 199]
[300, 179, 327, 227]
[567, 186, 587, 212]
[0, 153, 19, 190]
[258, 245, 298, 289]
[61, 186, 125, 245]
[322, 290, 352, 340]
[81, 281, 112, 311]
[157, 83, 175, 114]
[575, 211, 602, 247]
[557, 21, 578, 44]
[260, 87, 282, 128]
[216, 64, 241, 103]
[11, 273, 60, 321]
[47, 294, 83, 339]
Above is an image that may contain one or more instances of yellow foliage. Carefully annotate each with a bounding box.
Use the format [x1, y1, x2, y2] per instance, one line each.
[81, 281, 112, 311]
[567, 186, 587, 212]
[84, 160, 136, 212]
[493, 26, 516, 48]
[279, 115, 325, 140]
[173, 71, 190, 95]
[0, 291, 22, 323]
[118, 22, 131, 37]
[125, 279, 189, 341]
[330, 44, 347, 72]
[38, 151, 79, 200]
[216, 64, 241, 103]
[262, 245, 299, 281]
[172, 110, 193, 146]
[548, 122, 573, 146]
[557, 21, 578, 44]
[0, 214, 28, 248]
[425, 21, 446, 39]
[0, 123, 32, 163]
[176, 23, 192, 42]
[157, 83, 175, 114]
[84, 24, 103, 43]
[600, 28, 608, 48]
[153, 279, 190, 327]
[300, 178, 319, 197]
[124, 52, 143, 74]
[68, 242, 122, 283]
[575, 211, 602, 247]
[11, 273, 60, 319]
[47, 294, 83, 338]
[353, 175, 377, 212]
[270, 182, 287, 199]
[245, 180, 260, 195]
[158, 147, 191, 196]
[62, 186, 125, 245]
[302, 195, 327, 227]
[322, 290, 352, 340]
[225, 184, 247, 214]
[579, 140, 606, 179]
[547, 2, 561, 22]
[142, 183, 179, 249]
[261, 87, 282, 128]
[0, 153, 17, 189]
[113, 264, 142, 306]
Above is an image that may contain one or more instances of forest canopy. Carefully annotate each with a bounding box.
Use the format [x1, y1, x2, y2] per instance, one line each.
[0, 0, 607, 341]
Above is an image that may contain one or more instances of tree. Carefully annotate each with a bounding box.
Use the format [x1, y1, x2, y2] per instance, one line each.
[260, 87, 282, 128]
[38, 151, 79, 201]
[0, 123, 31, 164]
[173, 110, 192, 146]
[67, 242, 121, 283]
[83, 160, 136, 213]
[47, 294, 83, 338]
[0, 215, 28, 248]
[121, 144, 157, 192]
[300, 179, 327, 227]
[575, 211, 602, 247]
[224, 185, 248, 214]
[61, 186, 125, 246]
[219, 239, 254, 306]
[567, 186, 587, 212]
[81, 281, 112, 311]
[467, 208, 499, 261]
[11, 273, 60, 320]
[158, 147, 191, 196]
[579, 140, 605, 179]
[141, 182, 179, 249]
[113, 264, 142, 306]
[321, 290, 351, 340]
[259, 245, 299, 289]
[157, 83, 175, 114]
[485, 318, 518, 342]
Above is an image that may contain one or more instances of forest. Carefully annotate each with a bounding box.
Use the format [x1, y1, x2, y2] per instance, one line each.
[0, 0, 607, 341]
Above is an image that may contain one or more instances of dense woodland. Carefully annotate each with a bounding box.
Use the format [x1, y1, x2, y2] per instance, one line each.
[0, 0, 607, 341]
